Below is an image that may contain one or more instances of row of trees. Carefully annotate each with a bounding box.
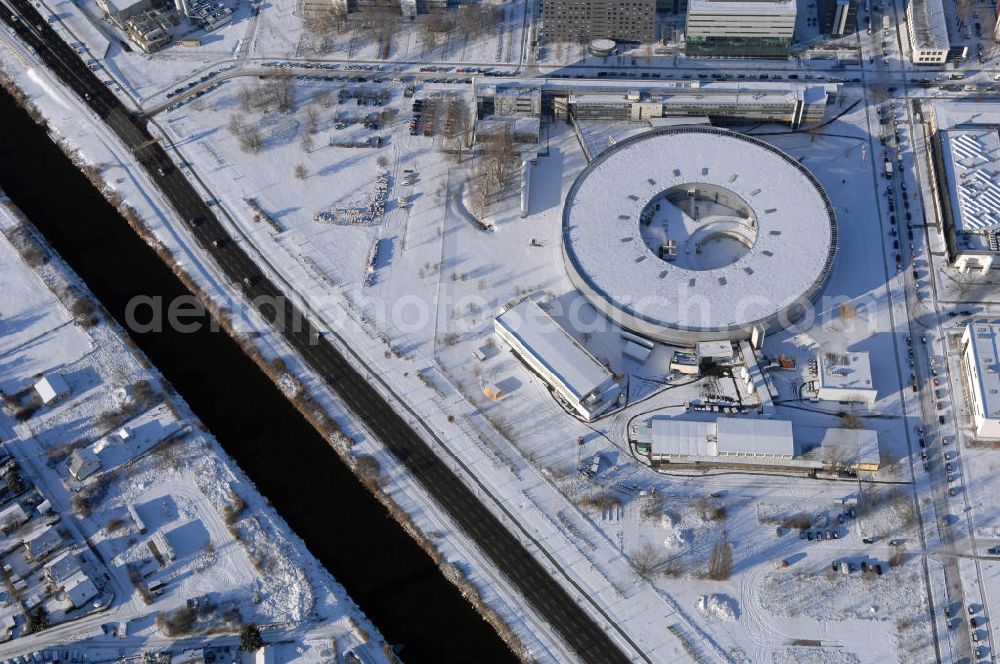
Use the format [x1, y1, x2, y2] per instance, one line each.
[468, 123, 521, 220]
[303, 3, 502, 56]
[227, 114, 264, 153]
[418, 4, 503, 52]
[238, 79, 296, 115]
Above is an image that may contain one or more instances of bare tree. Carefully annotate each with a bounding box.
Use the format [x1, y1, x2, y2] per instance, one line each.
[355, 6, 402, 58]
[227, 114, 246, 136]
[271, 79, 295, 114]
[303, 7, 347, 50]
[469, 168, 498, 220]
[314, 90, 333, 108]
[303, 104, 321, 134]
[229, 114, 263, 153]
[418, 13, 454, 52]
[453, 4, 503, 40]
[294, 164, 309, 179]
[629, 542, 662, 578]
[241, 129, 263, 153]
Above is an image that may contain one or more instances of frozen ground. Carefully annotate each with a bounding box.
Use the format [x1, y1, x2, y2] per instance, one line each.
[6, 0, 1000, 656]
[0, 198, 390, 662]
[141, 74, 939, 661]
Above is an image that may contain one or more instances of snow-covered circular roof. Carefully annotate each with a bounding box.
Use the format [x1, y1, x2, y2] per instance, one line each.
[562, 126, 837, 345]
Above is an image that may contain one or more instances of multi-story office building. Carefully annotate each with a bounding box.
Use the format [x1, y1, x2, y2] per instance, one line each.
[961, 323, 1000, 439]
[819, 0, 857, 36]
[475, 78, 838, 129]
[542, 0, 656, 43]
[905, 0, 949, 63]
[685, 0, 796, 58]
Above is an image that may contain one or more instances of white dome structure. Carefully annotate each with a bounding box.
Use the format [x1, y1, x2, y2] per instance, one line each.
[561, 126, 837, 345]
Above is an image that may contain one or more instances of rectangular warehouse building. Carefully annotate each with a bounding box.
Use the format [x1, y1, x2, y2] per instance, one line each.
[632, 417, 881, 472]
[928, 109, 1000, 273]
[542, 0, 656, 43]
[494, 299, 624, 421]
[631, 417, 794, 463]
[685, 0, 797, 58]
[961, 322, 1000, 439]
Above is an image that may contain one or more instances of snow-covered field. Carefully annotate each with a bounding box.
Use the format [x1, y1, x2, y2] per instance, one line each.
[139, 70, 942, 660]
[0, 199, 390, 662]
[7, 0, 1000, 657]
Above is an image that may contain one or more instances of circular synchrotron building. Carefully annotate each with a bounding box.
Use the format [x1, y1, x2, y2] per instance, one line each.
[561, 126, 838, 346]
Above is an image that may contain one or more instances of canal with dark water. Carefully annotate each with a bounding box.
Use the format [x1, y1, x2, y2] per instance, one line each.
[0, 89, 512, 664]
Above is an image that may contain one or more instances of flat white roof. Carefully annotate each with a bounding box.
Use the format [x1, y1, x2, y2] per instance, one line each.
[562, 127, 837, 336]
[649, 419, 714, 456]
[103, 0, 148, 13]
[817, 351, 875, 392]
[477, 78, 837, 102]
[688, 0, 796, 15]
[34, 374, 69, 404]
[716, 417, 794, 456]
[495, 299, 613, 400]
[966, 323, 1000, 419]
[697, 340, 733, 358]
[908, 0, 949, 51]
[939, 129, 1000, 235]
[817, 428, 880, 466]
[932, 101, 1000, 131]
[642, 416, 794, 457]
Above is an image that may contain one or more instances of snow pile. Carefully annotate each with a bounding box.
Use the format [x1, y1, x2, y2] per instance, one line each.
[696, 593, 739, 622]
[655, 507, 714, 551]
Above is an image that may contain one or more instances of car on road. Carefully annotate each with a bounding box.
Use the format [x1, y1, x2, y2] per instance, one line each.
[863, 536, 876, 544]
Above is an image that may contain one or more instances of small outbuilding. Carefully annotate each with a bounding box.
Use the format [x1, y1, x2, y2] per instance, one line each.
[33, 374, 70, 406]
[68, 448, 101, 481]
[0, 503, 28, 532]
[815, 351, 877, 405]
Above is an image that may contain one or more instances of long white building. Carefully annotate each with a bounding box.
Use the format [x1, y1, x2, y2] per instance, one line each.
[475, 78, 839, 129]
[685, 0, 797, 58]
[961, 322, 1000, 439]
[494, 298, 625, 421]
[906, 0, 949, 63]
[631, 417, 881, 471]
[927, 104, 1000, 273]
